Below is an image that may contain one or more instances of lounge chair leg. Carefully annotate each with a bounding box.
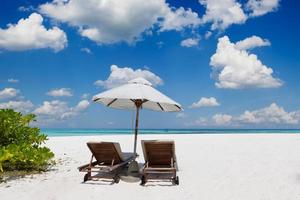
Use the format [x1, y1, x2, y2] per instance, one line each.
[173, 176, 179, 185]
[141, 175, 147, 186]
[113, 175, 120, 183]
[83, 173, 89, 182]
[140, 175, 146, 186]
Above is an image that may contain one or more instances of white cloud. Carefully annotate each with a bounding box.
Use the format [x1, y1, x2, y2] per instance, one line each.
[0, 88, 20, 99]
[156, 41, 164, 48]
[34, 100, 90, 120]
[7, 78, 19, 83]
[18, 5, 35, 12]
[39, 0, 166, 44]
[160, 7, 201, 31]
[246, 0, 280, 17]
[47, 88, 73, 97]
[235, 35, 270, 50]
[61, 100, 90, 119]
[34, 100, 69, 116]
[204, 31, 212, 39]
[210, 35, 282, 89]
[39, 0, 200, 44]
[213, 114, 233, 125]
[195, 117, 208, 125]
[180, 38, 199, 48]
[176, 113, 187, 118]
[199, 0, 247, 30]
[75, 100, 90, 111]
[187, 103, 300, 127]
[81, 93, 89, 99]
[107, 121, 115, 125]
[81, 47, 92, 54]
[0, 13, 67, 52]
[185, 114, 231, 127]
[0, 100, 34, 113]
[190, 97, 220, 108]
[184, 117, 208, 127]
[238, 103, 298, 124]
[94, 64, 163, 89]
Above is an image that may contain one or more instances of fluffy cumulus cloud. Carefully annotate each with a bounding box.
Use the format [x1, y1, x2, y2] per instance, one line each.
[0, 100, 34, 113]
[0, 87, 89, 123]
[238, 103, 298, 124]
[235, 35, 270, 50]
[39, 0, 200, 44]
[0, 13, 67, 52]
[190, 97, 220, 108]
[212, 114, 233, 125]
[0, 88, 20, 99]
[160, 7, 201, 31]
[61, 100, 90, 119]
[199, 0, 247, 30]
[180, 38, 199, 48]
[198, 0, 280, 31]
[34, 100, 69, 116]
[246, 0, 280, 17]
[94, 64, 163, 89]
[36, 0, 281, 43]
[210, 35, 282, 89]
[188, 103, 300, 127]
[47, 88, 73, 97]
[34, 100, 90, 120]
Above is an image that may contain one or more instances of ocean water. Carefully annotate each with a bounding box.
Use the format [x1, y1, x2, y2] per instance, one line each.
[42, 129, 300, 137]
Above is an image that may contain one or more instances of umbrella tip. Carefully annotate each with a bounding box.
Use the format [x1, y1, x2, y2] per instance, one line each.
[128, 77, 152, 86]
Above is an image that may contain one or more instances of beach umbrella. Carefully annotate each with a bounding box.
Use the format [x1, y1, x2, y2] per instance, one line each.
[93, 77, 182, 172]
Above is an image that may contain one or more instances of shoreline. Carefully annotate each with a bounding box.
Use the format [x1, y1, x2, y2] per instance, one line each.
[45, 132, 300, 138]
[42, 129, 300, 137]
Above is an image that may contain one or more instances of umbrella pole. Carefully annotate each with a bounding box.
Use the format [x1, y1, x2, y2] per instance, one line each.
[133, 104, 140, 156]
[127, 101, 142, 177]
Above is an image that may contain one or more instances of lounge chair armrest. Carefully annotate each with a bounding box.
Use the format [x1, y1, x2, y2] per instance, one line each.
[144, 167, 176, 173]
[78, 161, 98, 171]
[174, 161, 179, 171]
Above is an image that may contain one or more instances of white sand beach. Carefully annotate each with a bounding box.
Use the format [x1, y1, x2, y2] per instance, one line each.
[1, 134, 300, 200]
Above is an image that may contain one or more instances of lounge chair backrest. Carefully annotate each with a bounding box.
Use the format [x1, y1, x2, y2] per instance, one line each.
[142, 140, 176, 167]
[87, 142, 123, 165]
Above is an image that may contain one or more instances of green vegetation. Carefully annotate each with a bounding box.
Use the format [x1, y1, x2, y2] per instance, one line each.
[0, 109, 54, 179]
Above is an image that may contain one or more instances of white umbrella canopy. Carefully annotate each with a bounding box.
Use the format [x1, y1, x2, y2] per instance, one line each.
[93, 77, 182, 173]
[93, 77, 181, 112]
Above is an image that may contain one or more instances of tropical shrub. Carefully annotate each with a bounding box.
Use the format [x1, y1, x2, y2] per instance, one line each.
[0, 109, 54, 172]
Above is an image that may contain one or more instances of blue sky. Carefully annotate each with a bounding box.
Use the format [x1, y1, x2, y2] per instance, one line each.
[0, 0, 300, 128]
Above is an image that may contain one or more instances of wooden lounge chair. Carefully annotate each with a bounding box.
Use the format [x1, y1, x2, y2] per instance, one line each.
[141, 140, 179, 185]
[78, 142, 135, 183]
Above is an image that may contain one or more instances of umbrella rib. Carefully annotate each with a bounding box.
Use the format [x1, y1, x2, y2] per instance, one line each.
[175, 104, 181, 110]
[157, 102, 164, 111]
[93, 97, 101, 102]
[107, 98, 118, 107]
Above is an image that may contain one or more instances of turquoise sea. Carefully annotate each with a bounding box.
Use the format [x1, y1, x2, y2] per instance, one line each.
[42, 129, 300, 137]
